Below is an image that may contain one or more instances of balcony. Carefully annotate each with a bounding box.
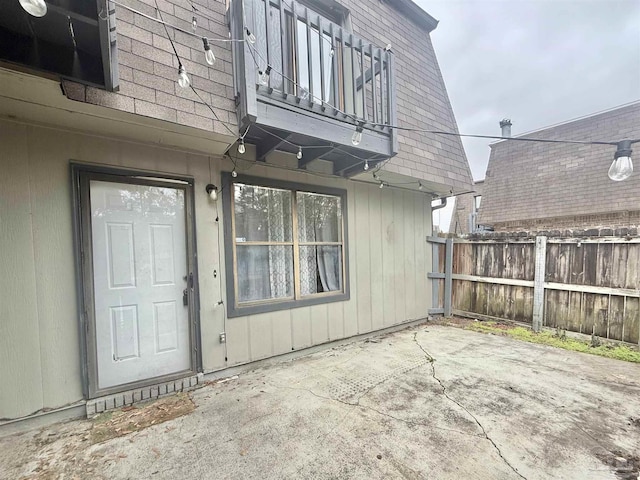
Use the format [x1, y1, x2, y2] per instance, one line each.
[230, 0, 397, 176]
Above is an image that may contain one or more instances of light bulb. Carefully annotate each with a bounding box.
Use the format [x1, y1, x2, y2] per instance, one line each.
[246, 28, 256, 44]
[232, 169, 238, 178]
[351, 128, 363, 146]
[608, 156, 633, 181]
[238, 141, 246, 154]
[192, 16, 197, 32]
[258, 69, 269, 86]
[206, 184, 218, 201]
[19, 0, 47, 17]
[363, 160, 369, 171]
[203, 38, 215, 66]
[177, 65, 190, 88]
[329, 47, 335, 57]
[418, 183, 424, 190]
[379, 182, 384, 189]
[297, 147, 303, 160]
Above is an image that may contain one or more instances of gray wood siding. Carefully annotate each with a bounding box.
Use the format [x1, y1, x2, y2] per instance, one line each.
[0, 118, 431, 420]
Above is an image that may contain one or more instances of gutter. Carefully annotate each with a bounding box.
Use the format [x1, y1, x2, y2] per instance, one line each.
[385, 0, 439, 32]
[431, 196, 447, 211]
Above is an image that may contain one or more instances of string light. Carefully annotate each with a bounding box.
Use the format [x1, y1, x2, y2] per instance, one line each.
[379, 182, 385, 189]
[352, 123, 364, 146]
[125, 1, 633, 186]
[19, 0, 47, 17]
[177, 64, 190, 88]
[258, 65, 271, 86]
[202, 38, 216, 66]
[364, 160, 369, 171]
[245, 27, 256, 44]
[297, 147, 303, 160]
[232, 169, 238, 178]
[192, 16, 198, 32]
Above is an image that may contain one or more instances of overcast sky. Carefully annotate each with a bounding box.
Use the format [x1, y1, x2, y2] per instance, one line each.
[417, 0, 640, 230]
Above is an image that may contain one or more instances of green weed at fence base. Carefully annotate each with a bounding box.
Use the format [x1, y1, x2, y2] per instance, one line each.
[465, 322, 640, 363]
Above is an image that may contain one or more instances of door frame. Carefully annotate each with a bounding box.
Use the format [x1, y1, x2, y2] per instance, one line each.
[71, 163, 202, 399]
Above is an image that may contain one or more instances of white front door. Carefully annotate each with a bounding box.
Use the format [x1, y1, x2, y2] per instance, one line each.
[90, 180, 191, 390]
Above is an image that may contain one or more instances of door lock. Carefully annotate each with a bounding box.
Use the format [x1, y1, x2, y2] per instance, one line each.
[183, 289, 189, 306]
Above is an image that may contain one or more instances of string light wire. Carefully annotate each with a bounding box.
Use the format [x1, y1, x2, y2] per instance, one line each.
[114, 1, 626, 192]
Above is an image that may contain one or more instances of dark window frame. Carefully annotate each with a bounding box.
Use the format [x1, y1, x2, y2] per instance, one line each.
[222, 173, 350, 318]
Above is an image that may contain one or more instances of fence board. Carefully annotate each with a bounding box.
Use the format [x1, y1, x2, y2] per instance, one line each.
[451, 237, 640, 344]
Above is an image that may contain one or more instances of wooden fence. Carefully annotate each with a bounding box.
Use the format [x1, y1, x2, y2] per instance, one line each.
[429, 236, 640, 344]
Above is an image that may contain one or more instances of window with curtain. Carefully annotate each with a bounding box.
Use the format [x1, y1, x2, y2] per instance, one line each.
[226, 177, 348, 315]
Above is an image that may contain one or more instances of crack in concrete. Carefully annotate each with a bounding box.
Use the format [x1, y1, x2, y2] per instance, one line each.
[413, 331, 528, 480]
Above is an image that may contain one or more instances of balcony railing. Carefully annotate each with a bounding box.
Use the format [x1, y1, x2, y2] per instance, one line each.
[231, 0, 397, 163]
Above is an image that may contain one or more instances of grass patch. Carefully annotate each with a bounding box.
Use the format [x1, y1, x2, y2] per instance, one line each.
[465, 321, 640, 363]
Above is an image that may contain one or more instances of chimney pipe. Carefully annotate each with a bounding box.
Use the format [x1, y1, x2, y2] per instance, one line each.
[499, 119, 512, 138]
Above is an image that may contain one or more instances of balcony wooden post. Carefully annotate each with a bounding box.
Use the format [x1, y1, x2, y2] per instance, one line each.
[359, 39, 366, 122]
[370, 43, 377, 124]
[305, 7, 313, 107]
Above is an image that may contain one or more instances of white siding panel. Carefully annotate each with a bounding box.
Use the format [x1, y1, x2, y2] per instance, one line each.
[403, 192, 417, 320]
[393, 189, 406, 325]
[0, 118, 432, 419]
[369, 188, 384, 331]
[381, 187, 396, 328]
[327, 300, 344, 341]
[248, 313, 274, 361]
[0, 123, 44, 419]
[310, 304, 329, 345]
[291, 306, 312, 350]
[354, 183, 372, 334]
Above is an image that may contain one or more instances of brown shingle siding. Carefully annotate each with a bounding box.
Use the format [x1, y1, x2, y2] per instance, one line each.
[479, 102, 640, 231]
[63, 0, 236, 135]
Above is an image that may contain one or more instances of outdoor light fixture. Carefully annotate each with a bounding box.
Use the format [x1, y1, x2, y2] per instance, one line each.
[608, 140, 634, 181]
[205, 184, 218, 201]
[352, 123, 364, 146]
[177, 64, 190, 88]
[19, 0, 47, 17]
[203, 38, 215, 66]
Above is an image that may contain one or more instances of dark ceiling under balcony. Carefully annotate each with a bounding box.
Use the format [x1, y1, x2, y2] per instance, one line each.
[0, 0, 113, 89]
[241, 124, 390, 177]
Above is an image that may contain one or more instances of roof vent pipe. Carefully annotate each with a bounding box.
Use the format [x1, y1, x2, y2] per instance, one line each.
[499, 119, 512, 138]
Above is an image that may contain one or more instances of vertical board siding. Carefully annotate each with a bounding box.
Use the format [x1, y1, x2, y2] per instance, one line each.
[452, 239, 640, 344]
[0, 119, 432, 419]
[0, 123, 44, 419]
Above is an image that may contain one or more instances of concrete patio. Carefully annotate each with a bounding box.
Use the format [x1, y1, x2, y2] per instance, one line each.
[2, 324, 640, 479]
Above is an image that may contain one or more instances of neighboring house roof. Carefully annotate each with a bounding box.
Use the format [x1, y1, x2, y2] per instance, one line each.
[449, 180, 484, 234]
[479, 102, 640, 228]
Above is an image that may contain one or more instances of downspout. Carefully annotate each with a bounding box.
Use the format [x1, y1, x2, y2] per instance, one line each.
[431, 197, 447, 211]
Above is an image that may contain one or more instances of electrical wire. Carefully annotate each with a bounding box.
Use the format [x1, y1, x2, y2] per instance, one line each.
[112, 0, 244, 43]
[116, 0, 625, 193]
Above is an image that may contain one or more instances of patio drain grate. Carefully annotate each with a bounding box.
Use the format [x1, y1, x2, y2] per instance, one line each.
[327, 353, 430, 403]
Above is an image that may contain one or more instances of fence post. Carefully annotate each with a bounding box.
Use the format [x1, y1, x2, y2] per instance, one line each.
[532, 236, 547, 332]
[444, 238, 454, 317]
